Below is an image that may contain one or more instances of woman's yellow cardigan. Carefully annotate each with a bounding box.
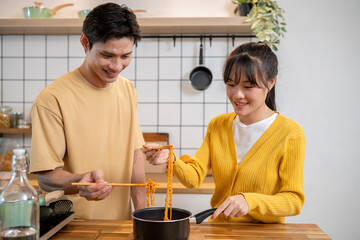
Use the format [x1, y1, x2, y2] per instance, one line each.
[174, 112, 306, 223]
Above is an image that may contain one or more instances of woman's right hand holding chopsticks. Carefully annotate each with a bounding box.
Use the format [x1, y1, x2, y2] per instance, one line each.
[142, 144, 170, 165]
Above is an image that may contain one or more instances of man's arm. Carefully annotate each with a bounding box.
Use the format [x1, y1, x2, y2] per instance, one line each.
[36, 168, 83, 194]
[36, 168, 113, 201]
[131, 149, 147, 210]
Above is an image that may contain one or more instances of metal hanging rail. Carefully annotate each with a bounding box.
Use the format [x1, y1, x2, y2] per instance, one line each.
[141, 34, 256, 47]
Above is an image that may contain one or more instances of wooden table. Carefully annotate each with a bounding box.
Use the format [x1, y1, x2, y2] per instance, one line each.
[50, 219, 331, 240]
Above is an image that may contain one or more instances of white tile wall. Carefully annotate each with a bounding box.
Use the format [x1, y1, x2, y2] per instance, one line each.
[137, 81, 158, 103]
[3, 58, 23, 79]
[46, 58, 68, 80]
[25, 58, 46, 80]
[47, 35, 68, 57]
[24, 81, 45, 102]
[25, 36, 46, 57]
[204, 57, 227, 80]
[158, 103, 181, 125]
[137, 103, 157, 125]
[69, 58, 84, 72]
[1, 34, 248, 153]
[136, 38, 158, 57]
[204, 38, 229, 57]
[159, 38, 181, 57]
[158, 126, 180, 151]
[204, 80, 227, 103]
[181, 126, 203, 149]
[121, 60, 135, 80]
[181, 80, 204, 103]
[182, 38, 200, 57]
[181, 103, 203, 126]
[159, 58, 181, 79]
[136, 58, 158, 80]
[68, 35, 84, 57]
[204, 103, 227, 125]
[158, 81, 180, 102]
[2, 81, 23, 102]
[3, 35, 23, 57]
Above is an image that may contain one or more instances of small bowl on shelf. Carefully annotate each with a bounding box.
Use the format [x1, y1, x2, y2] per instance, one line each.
[78, 9, 91, 18]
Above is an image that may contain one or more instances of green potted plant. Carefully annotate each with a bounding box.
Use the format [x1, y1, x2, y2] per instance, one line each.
[233, 0, 253, 16]
[233, 0, 287, 51]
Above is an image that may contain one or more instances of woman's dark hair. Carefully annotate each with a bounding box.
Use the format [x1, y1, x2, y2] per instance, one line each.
[82, 3, 141, 50]
[223, 42, 278, 111]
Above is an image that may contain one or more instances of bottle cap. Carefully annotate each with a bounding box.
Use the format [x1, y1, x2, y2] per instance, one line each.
[13, 148, 26, 158]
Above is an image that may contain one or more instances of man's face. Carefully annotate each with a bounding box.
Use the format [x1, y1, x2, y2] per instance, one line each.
[84, 36, 134, 87]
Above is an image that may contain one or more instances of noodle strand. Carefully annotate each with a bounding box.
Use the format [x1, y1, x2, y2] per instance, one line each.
[164, 145, 174, 221]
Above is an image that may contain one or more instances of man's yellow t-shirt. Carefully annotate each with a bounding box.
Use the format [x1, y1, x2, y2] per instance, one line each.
[30, 69, 144, 220]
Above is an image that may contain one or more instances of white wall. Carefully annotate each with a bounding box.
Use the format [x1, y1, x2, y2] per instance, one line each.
[1, 0, 359, 239]
[275, 1, 360, 240]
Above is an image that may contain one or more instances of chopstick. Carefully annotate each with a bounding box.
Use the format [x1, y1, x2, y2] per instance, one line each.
[72, 182, 153, 187]
[141, 145, 170, 150]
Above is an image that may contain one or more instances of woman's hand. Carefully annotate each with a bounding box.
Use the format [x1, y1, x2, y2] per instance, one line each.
[77, 170, 113, 201]
[211, 194, 249, 219]
[142, 143, 169, 165]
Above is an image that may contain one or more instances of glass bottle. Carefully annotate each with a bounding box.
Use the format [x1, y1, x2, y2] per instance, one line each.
[0, 149, 39, 240]
[0, 106, 12, 128]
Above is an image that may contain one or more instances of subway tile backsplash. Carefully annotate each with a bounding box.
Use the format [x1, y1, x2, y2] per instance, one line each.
[0, 34, 252, 156]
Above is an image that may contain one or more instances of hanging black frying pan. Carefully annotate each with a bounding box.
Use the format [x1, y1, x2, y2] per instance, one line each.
[189, 39, 213, 90]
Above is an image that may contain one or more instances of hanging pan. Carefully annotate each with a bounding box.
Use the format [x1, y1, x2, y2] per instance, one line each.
[189, 39, 213, 90]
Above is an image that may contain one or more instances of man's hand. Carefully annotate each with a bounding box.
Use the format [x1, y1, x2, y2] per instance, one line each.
[77, 170, 113, 201]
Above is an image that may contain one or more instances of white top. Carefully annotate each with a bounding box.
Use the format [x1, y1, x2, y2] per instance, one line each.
[233, 113, 278, 164]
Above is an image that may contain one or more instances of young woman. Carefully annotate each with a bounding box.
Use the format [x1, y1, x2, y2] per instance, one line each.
[143, 42, 306, 223]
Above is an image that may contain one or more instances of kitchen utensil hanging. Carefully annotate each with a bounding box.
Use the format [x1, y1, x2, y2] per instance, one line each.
[189, 38, 213, 91]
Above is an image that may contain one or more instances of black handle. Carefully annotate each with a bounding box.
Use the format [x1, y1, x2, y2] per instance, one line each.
[199, 43, 204, 65]
[194, 208, 217, 224]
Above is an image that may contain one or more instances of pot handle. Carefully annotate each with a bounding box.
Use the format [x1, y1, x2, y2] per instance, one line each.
[132, 9, 147, 13]
[192, 208, 217, 224]
[199, 39, 204, 66]
[51, 3, 74, 16]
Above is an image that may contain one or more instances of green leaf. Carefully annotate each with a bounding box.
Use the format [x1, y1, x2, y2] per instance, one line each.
[258, 7, 266, 13]
[281, 27, 287, 32]
[265, 22, 275, 28]
[254, 26, 262, 33]
[264, 29, 277, 35]
[251, 19, 262, 29]
[245, 7, 256, 22]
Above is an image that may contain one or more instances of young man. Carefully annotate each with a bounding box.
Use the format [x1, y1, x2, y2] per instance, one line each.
[30, 3, 147, 220]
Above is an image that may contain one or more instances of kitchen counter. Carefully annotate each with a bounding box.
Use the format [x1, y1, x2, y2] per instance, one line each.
[49, 219, 331, 240]
[28, 173, 215, 194]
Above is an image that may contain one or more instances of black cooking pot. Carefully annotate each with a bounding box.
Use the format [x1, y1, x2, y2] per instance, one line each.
[189, 40, 213, 91]
[132, 207, 216, 240]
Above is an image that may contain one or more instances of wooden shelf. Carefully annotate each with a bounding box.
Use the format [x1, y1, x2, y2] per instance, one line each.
[0, 17, 252, 35]
[0, 128, 32, 134]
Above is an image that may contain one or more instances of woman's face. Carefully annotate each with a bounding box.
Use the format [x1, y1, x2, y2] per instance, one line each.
[226, 70, 275, 125]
